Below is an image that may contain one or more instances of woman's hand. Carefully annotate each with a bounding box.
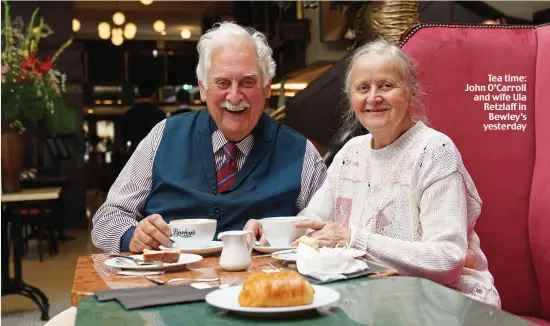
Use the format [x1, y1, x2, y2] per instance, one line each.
[294, 220, 351, 248]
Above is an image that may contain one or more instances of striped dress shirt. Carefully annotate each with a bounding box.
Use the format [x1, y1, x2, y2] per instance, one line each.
[91, 119, 327, 253]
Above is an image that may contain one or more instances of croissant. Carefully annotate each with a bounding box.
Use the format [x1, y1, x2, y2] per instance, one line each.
[238, 270, 315, 307]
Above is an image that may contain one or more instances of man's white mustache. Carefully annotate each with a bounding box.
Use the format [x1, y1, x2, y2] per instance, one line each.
[220, 100, 250, 111]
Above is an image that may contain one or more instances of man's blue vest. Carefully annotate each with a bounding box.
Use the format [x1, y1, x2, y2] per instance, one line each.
[143, 109, 306, 237]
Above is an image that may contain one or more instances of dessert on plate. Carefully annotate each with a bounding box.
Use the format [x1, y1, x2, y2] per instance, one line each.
[142, 248, 180, 263]
[238, 270, 314, 307]
[295, 235, 319, 250]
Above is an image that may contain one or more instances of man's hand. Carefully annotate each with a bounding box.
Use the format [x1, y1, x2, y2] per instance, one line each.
[294, 220, 351, 248]
[243, 219, 269, 246]
[129, 214, 172, 253]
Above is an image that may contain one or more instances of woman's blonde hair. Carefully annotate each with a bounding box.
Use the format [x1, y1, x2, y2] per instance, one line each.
[341, 39, 427, 132]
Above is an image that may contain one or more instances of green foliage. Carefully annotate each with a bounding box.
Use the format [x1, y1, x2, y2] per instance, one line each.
[1, 1, 76, 134]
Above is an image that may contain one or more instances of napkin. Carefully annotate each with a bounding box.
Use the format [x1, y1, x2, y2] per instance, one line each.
[117, 285, 215, 309]
[95, 284, 216, 309]
[296, 243, 368, 282]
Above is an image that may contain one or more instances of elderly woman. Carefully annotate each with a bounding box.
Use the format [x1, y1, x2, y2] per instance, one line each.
[246, 39, 500, 306]
[299, 40, 500, 306]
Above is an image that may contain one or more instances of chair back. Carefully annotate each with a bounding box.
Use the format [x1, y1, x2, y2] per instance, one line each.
[400, 23, 550, 318]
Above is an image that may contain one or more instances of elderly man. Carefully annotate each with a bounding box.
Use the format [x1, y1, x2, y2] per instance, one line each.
[91, 22, 327, 253]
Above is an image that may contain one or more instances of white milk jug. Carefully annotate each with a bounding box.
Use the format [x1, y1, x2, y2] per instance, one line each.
[218, 230, 254, 271]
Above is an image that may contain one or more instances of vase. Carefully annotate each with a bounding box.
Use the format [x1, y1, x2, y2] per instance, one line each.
[1, 121, 26, 193]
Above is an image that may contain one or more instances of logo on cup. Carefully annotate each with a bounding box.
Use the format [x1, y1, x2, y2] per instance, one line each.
[173, 228, 195, 238]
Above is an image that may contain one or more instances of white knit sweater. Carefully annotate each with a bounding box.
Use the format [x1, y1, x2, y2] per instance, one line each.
[299, 122, 501, 306]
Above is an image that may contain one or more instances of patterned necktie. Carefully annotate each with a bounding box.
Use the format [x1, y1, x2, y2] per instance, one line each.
[216, 142, 239, 192]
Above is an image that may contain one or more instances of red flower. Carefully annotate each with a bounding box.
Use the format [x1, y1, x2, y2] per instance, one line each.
[20, 55, 37, 71]
[37, 57, 54, 74]
[1, 65, 8, 83]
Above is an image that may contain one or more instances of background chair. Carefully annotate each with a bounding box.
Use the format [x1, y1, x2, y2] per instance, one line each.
[400, 23, 550, 323]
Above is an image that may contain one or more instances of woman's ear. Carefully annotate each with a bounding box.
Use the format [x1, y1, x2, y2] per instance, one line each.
[408, 88, 415, 103]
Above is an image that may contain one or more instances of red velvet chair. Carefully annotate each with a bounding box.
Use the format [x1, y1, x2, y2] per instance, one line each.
[399, 23, 550, 324]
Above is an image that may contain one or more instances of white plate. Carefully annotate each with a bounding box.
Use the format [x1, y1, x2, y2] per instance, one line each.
[159, 241, 223, 255]
[271, 249, 298, 261]
[104, 253, 203, 271]
[205, 285, 340, 313]
[272, 248, 366, 262]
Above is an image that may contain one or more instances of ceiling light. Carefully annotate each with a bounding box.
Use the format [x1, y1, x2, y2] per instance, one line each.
[111, 27, 123, 39]
[99, 30, 111, 40]
[180, 29, 191, 39]
[98, 22, 110, 32]
[113, 12, 125, 25]
[124, 22, 137, 39]
[153, 20, 165, 32]
[72, 19, 81, 32]
[140, 0, 154, 5]
[112, 34, 124, 46]
[98, 22, 111, 39]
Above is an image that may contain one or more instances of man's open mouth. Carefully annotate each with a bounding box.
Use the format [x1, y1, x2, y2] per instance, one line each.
[366, 109, 389, 113]
[224, 106, 247, 113]
[221, 100, 250, 113]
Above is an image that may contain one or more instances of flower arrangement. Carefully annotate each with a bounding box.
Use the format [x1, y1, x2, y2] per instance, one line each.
[1, 1, 76, 134]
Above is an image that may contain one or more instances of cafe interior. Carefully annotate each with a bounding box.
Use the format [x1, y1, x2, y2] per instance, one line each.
[1, 1, 549, 325]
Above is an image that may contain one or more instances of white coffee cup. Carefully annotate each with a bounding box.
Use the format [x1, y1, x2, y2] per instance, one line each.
[259, 216, 308, 247]
[169, 219, 217, 249]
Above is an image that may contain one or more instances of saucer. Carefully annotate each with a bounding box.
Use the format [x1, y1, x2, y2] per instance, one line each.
[271, 249, 298, 261]
[159, 241, 223, 255]
[272, 248, 366, 262]
[105, 253, 202, 271]
[253, 242, 294, 254]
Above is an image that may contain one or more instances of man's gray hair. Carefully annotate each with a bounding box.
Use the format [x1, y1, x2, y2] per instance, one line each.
[342, 39, 427, 129]
[196, 22, 276, 89]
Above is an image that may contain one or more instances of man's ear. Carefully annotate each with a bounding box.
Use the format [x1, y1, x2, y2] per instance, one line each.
[198, 80, 207, 102]
[263, 82, 272, 99]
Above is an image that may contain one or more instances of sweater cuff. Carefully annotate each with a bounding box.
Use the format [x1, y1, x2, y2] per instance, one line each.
[348, 225, 358, 247]
[120, 226, 136, 253]
[349, 227, 369, 251]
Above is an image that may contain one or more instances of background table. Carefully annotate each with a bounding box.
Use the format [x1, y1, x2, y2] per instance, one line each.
[2, 187, 62, 202]
[1, 187, 62, 320]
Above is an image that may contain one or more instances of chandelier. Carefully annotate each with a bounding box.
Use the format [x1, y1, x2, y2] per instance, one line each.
[98, 20, 137, 46]
[97, 2, 137, 46]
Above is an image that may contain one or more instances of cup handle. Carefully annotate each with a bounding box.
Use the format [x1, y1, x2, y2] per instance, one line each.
[244, 230, 254, 253]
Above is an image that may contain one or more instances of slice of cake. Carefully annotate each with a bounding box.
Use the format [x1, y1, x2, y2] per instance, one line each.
[295, 235, 319, 250]
[143, 249, 180, 263]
